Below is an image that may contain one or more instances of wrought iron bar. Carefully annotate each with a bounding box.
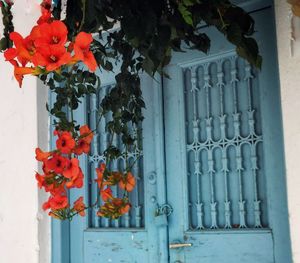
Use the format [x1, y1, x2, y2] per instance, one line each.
[230, 57, 247, 228]
[133, 161, 142, 227]
[111, 135, 120, 228]
[244, 61, 253, 112]
[236, 146, 247, 228]
[230, 56, 239, 114]
[203, 63, 218, 229]
[131, 124, 140, 227]
[244, 62, 263, 228]
[89, 93, 100, 228]
[97, 85, 108, 228]
[190, 66, 205, 230]
[103, 86, 111, 228]
[217, 59, 232, 229]
[251, 143, 262, 228]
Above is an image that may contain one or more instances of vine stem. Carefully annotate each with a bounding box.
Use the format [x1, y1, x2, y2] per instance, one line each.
[217, 8, 228, 30]
[68, 200, 99, 221]
[78, 0, 86, 34]
[92, 112, 103, 134]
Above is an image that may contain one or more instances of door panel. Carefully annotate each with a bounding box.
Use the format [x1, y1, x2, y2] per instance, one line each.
[164, 6, 292, 263]
[183, 231, 273, 263]
[84, 231, 148, 262]
[82, 78, 146, 262]
[69, 70, 167, 263]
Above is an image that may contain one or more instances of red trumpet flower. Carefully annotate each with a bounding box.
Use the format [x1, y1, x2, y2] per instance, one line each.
[55, 131, 76, 154]
[73, 32, 97, 72]
[34, 20, 68, 47]
[73, 197, 86, 216]
[32, 45, 72, 71]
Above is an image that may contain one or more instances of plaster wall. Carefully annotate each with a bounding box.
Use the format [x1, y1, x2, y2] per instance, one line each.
[0, 1, 50, 263]
[274, 1, 300, 262]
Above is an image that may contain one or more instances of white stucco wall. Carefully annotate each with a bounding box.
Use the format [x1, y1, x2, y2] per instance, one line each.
[275, 1, 300, 262]
[0, 1, 49, 263]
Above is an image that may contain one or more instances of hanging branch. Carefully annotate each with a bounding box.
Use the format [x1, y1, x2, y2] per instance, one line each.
[0, 0, 13, 51]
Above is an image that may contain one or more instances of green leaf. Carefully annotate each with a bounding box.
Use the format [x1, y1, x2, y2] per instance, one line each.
[87, 85, 96, 93]
[142, 57, 155, 76]
[55, 111, 67, 119]
[236, 37, 262, 69]
[0, 37, 8, 51]
[178, 3, 193, 26]
[183, 0, 199, 7]
[103, 61, 113, 71]
[53, 72, 63, 82]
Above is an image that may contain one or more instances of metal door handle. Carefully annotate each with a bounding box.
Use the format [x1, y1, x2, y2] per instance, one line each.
[169, 243, 192, 249]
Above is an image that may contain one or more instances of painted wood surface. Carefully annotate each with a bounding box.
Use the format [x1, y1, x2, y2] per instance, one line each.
[84, 230, 149, 263]
[181, 230, 274, 263]
[163, 5, 292, 263]
[51, 1, 292, 262]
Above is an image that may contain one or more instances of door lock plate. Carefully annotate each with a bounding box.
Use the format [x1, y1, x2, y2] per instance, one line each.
[156, 203, 173, 217]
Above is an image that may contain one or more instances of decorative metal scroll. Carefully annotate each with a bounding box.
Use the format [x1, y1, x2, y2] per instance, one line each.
[184, 54, 268, 230]
[86, 84, 144, 228]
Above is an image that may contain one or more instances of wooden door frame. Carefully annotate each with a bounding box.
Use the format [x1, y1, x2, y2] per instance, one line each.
[51, 1, 292, 262]
[162, 2, 292, 263]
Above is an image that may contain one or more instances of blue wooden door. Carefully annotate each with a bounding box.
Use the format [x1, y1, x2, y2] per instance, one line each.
[66, 69, 166, 263]
[162, 2, 292, 263]
[52, 1, 292, 262]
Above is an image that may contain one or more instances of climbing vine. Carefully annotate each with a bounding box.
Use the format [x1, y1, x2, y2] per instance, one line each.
[0, 0, 261, 220]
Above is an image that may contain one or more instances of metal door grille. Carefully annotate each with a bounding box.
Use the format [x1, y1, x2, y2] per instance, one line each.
[86, 84, 144, 228]
[183, 53, 268, 230]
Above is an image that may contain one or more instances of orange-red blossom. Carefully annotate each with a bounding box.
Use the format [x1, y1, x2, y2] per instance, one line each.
[95, 163, 136, 218]
[4, 9, 98, 87]
[73, 197, 86, 216]
[35, 127, 136, 219]
[35, 125, 93, 217]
